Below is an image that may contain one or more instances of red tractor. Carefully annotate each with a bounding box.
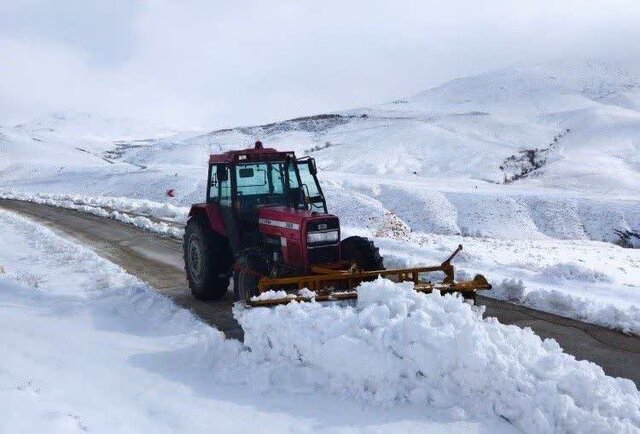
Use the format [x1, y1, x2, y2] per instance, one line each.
[184, 142, 490, 306]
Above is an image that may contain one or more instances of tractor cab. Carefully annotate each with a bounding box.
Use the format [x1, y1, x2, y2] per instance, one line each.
[208, 144, 326, 215]
[206, 142, 329, 254]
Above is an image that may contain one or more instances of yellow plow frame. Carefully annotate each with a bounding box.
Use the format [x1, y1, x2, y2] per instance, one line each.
[248, 244, 491, 307]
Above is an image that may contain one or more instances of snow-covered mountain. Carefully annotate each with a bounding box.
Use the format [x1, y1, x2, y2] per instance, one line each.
[1, 61, 639, 245]
[195, 61, 640, 192]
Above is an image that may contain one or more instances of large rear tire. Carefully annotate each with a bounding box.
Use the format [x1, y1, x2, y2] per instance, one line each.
[183, 216, 232, 300]
[233, 249, 270, 302]
[340, 236, 384, 271]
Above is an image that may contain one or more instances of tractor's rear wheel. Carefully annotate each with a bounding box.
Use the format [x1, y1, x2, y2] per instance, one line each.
[340, 236, 384, 271]
[233, 249, 270, 302]
[183, 217, 231, 300]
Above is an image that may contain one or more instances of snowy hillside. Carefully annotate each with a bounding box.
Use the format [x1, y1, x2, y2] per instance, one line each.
[1, 61, 639, 333]
[1, 62, 638, 244]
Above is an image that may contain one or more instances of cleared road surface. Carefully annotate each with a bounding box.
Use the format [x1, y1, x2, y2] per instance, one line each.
[1, 198, 639, 385]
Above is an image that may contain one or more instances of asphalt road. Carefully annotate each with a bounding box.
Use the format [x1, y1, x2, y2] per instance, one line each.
[2, 198, 639, 385]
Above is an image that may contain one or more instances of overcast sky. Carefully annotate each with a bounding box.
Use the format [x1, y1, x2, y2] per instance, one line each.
[1, 0, 640, 129]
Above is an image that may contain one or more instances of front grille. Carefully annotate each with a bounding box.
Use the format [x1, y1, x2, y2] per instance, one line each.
[307, 245, 339, 265]
[307, 218, 339, 232]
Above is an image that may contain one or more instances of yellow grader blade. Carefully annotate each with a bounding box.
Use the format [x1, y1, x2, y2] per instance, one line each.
[247, 244, 491, 307]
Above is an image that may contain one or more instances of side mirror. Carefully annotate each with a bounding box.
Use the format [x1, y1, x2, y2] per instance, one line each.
[217, 165, 228, 182]
[308, 158, 317, 175]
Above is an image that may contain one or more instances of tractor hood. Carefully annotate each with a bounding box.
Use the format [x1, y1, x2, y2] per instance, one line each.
[258, 205, 340, 268]
[257, 206, 339, 239]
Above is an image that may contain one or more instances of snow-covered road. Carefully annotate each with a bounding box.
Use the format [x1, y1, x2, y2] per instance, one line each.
[1, 207, 640, 433]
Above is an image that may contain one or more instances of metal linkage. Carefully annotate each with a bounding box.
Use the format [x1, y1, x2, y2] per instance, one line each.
[247, 245, 491, 307]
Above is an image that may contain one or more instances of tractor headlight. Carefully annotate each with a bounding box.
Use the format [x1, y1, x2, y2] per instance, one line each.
[307, 230, 339, 244]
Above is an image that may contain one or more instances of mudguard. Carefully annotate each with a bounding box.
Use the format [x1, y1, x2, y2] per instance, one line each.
[188, 203, 226, 236]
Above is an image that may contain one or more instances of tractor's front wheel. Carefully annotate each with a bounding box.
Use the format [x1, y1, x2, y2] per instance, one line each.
[340, 236, 384, 271]
[233, 249, 270, 302]
[183, 217, 231, 300]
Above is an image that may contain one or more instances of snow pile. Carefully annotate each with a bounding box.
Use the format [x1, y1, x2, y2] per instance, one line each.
[236, 278, 640, 433]
[491, 278, 526, 302]
[298, 288, 317, 298]
[250, 290, 292, 301]
[250, 288, 318, 301]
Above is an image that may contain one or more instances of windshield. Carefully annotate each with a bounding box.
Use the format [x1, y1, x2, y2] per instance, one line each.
[236, 162, 289, 196]
[233, 159, 325, 212]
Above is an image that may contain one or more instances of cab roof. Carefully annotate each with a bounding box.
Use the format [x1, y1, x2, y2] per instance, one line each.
[209, 146, 295, 164]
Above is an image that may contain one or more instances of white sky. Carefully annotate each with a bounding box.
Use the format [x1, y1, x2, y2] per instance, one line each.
[1, 0, 640, 129]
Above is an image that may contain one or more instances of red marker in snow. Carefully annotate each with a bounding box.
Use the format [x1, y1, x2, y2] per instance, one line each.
[166, 188, 175, 198]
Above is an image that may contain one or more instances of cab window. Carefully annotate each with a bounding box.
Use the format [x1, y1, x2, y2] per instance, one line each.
[209, 164, 231, 206]
[298, 161, 326, 213]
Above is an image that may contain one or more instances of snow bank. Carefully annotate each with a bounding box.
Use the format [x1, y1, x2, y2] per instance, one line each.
[518, 287, 640, 336]
[487, 263, 640, 335]
[0, 190, 185, 238]
[537, 263, 613, 283]
[236, 278, 640, 433]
